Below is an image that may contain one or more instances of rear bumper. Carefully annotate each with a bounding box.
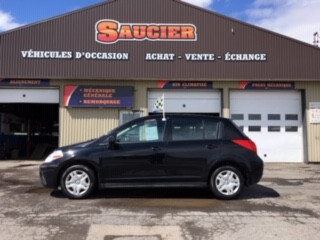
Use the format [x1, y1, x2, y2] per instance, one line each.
[246, 158, 264, 185]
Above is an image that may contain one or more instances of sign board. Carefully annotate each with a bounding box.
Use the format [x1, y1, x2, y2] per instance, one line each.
[95, 20, 197, 44]
[64, 85, 134, 108]
[0, 79, 50, 87]
[310, 102, 320, 124]
[240, 81, 295, 90]
[157, 81, 212, 89]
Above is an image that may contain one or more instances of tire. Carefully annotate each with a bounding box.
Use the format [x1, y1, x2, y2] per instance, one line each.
[60, 165, 96, 199]
[209, 166, 244, 200]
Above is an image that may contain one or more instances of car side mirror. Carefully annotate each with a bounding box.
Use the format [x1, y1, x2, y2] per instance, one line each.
[108, 136, 116, 149]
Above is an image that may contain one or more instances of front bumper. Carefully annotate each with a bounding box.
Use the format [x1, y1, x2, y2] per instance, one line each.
[39, 164, 60, 189]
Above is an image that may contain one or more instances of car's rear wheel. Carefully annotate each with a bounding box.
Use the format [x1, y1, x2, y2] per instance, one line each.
[60, 165, 96, 199]
[209, 166, 244, 200]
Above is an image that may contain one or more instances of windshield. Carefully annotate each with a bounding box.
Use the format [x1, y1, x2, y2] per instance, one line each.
[93, 132, 113, 145]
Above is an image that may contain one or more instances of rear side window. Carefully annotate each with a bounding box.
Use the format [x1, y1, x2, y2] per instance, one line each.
[171, 117, 219, 141]
[204, 119, 219, 139]
[222, 120, 245, 140]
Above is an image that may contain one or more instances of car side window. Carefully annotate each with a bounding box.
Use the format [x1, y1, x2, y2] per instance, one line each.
[172, 118, 203, 141]
[116, 118, 164, 143]
[204, 119, 219, 140]
[171, 117, 219, 141]
[222, 120, 244, 140]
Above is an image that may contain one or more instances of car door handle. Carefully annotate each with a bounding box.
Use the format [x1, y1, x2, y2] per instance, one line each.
[205, 144, 217, 149]
[149, 158, 162, 164]
[151, 147, 161, 151]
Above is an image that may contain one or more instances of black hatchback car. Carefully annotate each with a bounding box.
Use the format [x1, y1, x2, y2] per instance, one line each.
[40, 114, 263, 200]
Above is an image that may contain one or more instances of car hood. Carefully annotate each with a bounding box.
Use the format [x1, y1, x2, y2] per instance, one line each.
[59, 139, 96, 152]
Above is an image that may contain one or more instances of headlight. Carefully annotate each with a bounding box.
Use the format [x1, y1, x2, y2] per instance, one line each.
[44, 150, 64, 163]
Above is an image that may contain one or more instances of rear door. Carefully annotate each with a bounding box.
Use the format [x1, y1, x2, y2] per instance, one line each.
[163, 116, 221, 182]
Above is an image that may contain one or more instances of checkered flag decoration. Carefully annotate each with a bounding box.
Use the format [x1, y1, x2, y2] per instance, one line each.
[153, 94, 164, 112]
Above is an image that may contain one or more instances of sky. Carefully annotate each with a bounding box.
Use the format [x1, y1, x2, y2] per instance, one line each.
[0, 0, 319, 45]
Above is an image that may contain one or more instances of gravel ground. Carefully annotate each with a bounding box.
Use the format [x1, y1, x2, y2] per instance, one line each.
[0, 161, 319, 240]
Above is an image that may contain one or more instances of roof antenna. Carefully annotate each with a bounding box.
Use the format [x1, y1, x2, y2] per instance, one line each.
[313, 32, 319, 47]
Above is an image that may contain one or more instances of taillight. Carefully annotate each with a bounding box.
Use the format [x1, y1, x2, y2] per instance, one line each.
[232, 139, 257, 153]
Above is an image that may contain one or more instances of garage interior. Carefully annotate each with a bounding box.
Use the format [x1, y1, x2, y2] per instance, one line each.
[0, 103, 59, 160]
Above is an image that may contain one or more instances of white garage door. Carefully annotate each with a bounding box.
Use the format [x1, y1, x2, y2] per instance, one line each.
[0, 88, 59, 103]
[148, 89, 221, 115]
[230, 90, 303, 163]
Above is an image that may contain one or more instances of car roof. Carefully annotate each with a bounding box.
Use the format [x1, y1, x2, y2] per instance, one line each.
[149, 113, 229, 122]
[109, 114, 223, 133]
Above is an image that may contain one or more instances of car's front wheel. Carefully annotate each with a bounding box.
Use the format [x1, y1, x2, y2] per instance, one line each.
[209, 166, 244, 200]
[60, 165, 96, 199]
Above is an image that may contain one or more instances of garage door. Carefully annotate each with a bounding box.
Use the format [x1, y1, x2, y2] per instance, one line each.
[148, 89, 221, 115]
[0, 88, 59, 103]
[230, 90, 303, 162]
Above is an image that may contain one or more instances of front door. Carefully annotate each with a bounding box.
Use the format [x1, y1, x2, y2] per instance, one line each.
[100, 117, 166, 183]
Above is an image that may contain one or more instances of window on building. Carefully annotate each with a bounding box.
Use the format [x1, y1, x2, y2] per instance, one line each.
[248, 114, 261, 120]
[119, 111, 144, 125]
[231, 114, 244, 120]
